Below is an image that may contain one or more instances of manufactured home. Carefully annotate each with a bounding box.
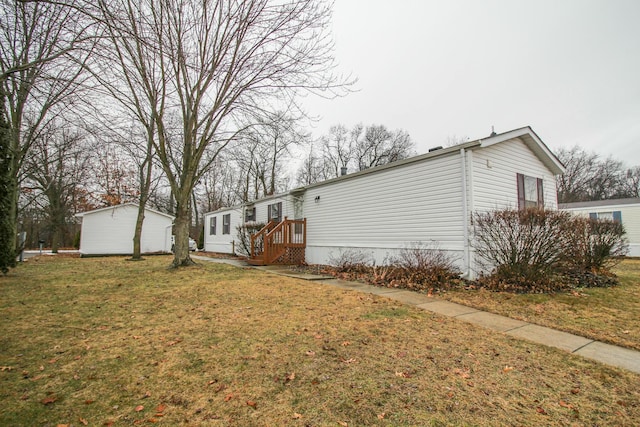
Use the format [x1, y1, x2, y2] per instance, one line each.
[76, 203, 174, 256]
[204, 127, 565, 277]
[560, 198, 640, 257]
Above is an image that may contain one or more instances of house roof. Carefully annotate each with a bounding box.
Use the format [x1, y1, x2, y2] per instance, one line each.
[75, 203, 175, 220]
[291, 126, 565, 194]
[559, 198, 640, 209]
[206, 126, 564, 215]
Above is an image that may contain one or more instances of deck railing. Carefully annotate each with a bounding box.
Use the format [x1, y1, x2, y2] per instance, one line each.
[250, 217, 306, 265]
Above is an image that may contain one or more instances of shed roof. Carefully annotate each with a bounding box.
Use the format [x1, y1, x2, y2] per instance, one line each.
[75, 203, 175, 220]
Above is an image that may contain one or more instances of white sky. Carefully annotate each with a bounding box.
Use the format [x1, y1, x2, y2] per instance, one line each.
[302, 0, 640, 166]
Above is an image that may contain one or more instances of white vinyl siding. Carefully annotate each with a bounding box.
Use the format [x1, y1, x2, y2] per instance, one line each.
[78, 204, 173, 255]
[302, 153, 465, 265]
[471, 138, 558, 212]
[203, 208, 243, 254]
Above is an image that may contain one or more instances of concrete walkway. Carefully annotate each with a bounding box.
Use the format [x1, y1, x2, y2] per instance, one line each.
[192, 255, 640, 375]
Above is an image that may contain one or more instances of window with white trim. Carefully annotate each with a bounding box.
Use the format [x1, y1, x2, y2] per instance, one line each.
[267, 202, 282, 223]
[589, 211, 622, 223]
[222, 214, 231, 234]
[245, 206, 256, 222]
[517, 173, 544, 210]
[209, 217, 216, 235]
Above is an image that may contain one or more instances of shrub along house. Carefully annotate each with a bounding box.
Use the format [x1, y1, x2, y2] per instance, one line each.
[204, 126, 565, 278]
[560, 198, 640, 257]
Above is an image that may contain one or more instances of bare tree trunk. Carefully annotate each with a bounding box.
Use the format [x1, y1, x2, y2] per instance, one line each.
[171, 195, 195, 268]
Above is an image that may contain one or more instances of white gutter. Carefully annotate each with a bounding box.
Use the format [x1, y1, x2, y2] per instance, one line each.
[460, 148, 470, 278]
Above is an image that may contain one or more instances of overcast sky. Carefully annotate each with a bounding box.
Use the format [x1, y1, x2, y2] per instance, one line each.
[302, 0, 640, 166]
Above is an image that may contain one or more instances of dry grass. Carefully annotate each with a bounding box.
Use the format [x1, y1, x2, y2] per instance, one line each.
[440, 258, 640, 351]
[1, 255, 639, 426]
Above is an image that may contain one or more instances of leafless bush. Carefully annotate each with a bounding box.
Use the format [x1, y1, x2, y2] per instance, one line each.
[473, 208, 571, 288]
[562, 216, 628, 273]
[366, 242, 462, 292]
[327, 249, 374, 273]
[472, 208, 628, 292]
[236, 222, 267, 257]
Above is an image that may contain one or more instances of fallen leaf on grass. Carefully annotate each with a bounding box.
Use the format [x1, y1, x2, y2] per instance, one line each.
[338, 421, 348, 426]
[305, 350, 316, 356]
[559, 400, 574, 409]
[342, 358, 356, 364]
[156, 404, 166, 413]
[41, 396, 57, 405]
[79, 418, 88, 425]
[56, 424, 69, 427]
[0, 366, 13, 371]
[503, 366, 514, 373]
[85, 399, 94, 404]
[293, 413, 302, 419]
[395, 371, 411, 378]
[453, 368, 470, 379]
[135, 405, 144, 412]
[246, 400, 257, 409]
[224, 393, 234, 402]
[571, 388, 580, 394]
[341, 341, 351, 347]
[285, 372, 296, 383]
[536, 406, 547, 415]
[377, 412, 386, 419]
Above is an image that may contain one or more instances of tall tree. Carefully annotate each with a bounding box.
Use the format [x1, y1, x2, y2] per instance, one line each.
[0, 0, 91, 269]
[295, 123, 415, 186]
[233, 112, 306, 200]
[22, 121, 91, 252]
[95, 0, 348, 268]
[353, 124, 414, 170]
[556, 146, 638, 203]
[0, 95, 14, 272]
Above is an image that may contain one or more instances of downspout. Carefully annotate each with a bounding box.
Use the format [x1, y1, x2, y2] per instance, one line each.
[460, 148, 470, 278]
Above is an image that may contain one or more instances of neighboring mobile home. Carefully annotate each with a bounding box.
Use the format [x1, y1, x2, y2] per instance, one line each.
[560, 198, 640, 257]
[204, 127, 565, 278]
[76, 203, 174, 256]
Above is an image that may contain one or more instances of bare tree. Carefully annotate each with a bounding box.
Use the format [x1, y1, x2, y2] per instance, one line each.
[0, 0, 92, 269]
[233, 112, 306, 200]
[295, 123, 414, 186]
[94, 0, 349, 267]
[321, 124, 353, 178]
[353, 124, 414, 170]
[556, 146, 637, 203]
[22, 121, 92, 252]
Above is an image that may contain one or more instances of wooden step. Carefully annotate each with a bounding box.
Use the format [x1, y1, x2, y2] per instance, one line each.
[246, 256, 266, 266]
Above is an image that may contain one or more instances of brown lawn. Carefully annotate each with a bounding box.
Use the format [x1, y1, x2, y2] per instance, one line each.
[0, 255, 638, 426]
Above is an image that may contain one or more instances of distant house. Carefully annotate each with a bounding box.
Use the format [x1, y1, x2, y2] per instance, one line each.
[560, 198, 640, 257]
[76, 203, 174, 256]
[204, 127, 565, 278]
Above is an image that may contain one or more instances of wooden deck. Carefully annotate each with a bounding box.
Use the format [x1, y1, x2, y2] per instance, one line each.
[248, 217, 306, 266]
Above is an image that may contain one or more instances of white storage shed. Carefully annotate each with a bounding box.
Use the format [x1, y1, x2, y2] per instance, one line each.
[76, 203, 174, 256]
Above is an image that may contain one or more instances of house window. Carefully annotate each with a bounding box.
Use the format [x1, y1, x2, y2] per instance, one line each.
[267, 202, 282, 223]
[223, 214, 231, 234]
[209, 217, 216, 235]
[589, 211, 622, 223]
[516, 173, 544, 210]
[245, 206, 256, 222]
